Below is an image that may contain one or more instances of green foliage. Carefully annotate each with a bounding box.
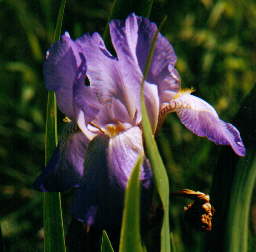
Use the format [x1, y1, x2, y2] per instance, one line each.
[119, 155, 143, 252]
[225, 155, 256, 252]
[43, 192, 66, 252]
[0, 0, 255, 251]
[101, 231, 115, 252]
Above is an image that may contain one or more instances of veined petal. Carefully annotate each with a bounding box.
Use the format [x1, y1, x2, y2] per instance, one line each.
[76, 110, 98, 140]
[172, 93, 245, 156]
[109, 13, 180, 103]
[144, 81, 160, 132]
[76, 33, 138, 120]
[73, 57, 101, 124]
[33, 126, 89, 192]
[93, 98, 132, 128]
[72, 127, 153, 228]
[44, 32, 82, 118]
[107, 126, 145, 187]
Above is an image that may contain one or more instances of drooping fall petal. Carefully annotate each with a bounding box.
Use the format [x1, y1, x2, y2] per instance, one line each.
[172, 93, 245, 156]
[34, 127, 89, 191]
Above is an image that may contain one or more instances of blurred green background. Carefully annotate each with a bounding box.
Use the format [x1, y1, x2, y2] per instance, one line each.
[0, 0, 255, 251]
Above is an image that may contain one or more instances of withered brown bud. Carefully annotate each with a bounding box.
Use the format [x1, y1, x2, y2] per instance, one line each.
[173, 189, 215, 231]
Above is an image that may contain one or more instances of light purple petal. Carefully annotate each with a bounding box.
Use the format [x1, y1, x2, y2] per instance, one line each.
[94, 98, 132, 128]
[109, 13, 180, 103]
[76, 33, 138, 121]
[172, 94, 245, 156]
[76, 110, 99, 140]
[72, 57, 101, 123]
[144, 81, 160, 132]
[44, 33, 82, 118]
[33, 127, 89, 192]
[107, 126, 145, 187]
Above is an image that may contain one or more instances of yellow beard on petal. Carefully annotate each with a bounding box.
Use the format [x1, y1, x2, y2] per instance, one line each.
[172, 88, 195, 100]
[90, 121, 127, 138]
[105, 123, 127, 137]
[156, 88, 195, 133]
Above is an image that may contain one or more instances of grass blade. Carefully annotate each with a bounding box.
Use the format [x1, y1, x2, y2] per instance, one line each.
[43, 1, 67, 252]
[140, 18, 170, 252]
[119, 155, 144, 252]
[170, 233, 177, 252]
[52, 0, 67, 43]
[225, 153, 256, 252]
[209, 85, 256, 252]
[101, 231, 115, 252]
[141, 96, 170, 252]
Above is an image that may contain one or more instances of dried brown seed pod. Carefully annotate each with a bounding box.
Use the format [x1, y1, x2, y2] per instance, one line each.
[173, 189, 215, 231]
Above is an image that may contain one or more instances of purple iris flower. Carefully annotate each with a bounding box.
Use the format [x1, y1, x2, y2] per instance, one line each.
[34, 13, 245, 229]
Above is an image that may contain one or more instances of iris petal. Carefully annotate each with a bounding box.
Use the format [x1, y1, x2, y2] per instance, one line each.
[76, 33, 138, 121]
[144, 81, 160, 132]
[44, 33, 82, 118]
[72, 127, 152, 228]
[33, 127, 89, 192]
[173, 94, 245, 156]
[107, 126, 145, 187]
[110, 13, 180, 103]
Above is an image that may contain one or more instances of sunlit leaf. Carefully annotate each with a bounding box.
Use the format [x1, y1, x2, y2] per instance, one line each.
[119, 155, 143, 252]
[140, 17, 171, 252]
[101, 230, 115, 252]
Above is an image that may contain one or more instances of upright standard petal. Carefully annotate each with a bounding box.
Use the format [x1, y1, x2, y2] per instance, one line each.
[76, 33, 138, 121]
[165, 93, 245, 156]
[44, 33, 82, 118]
[33, 125, 89, 192]
[109, 13, 180, 103]
[72, 127, 152, 229]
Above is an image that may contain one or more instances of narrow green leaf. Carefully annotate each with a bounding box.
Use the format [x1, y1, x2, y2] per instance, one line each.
[225, 153, 256, 252]
[170, 233, 176, 252]
[43, 1, 67, 252]
[119, 154, 144, 252]
[43, 192, 66, 252]
[209, 85, 256, 252]
[52, 0, 67, 43]
[140, 18, 170, 252]
[141, 96, 170, 252]
[101, 230, 115, 252]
